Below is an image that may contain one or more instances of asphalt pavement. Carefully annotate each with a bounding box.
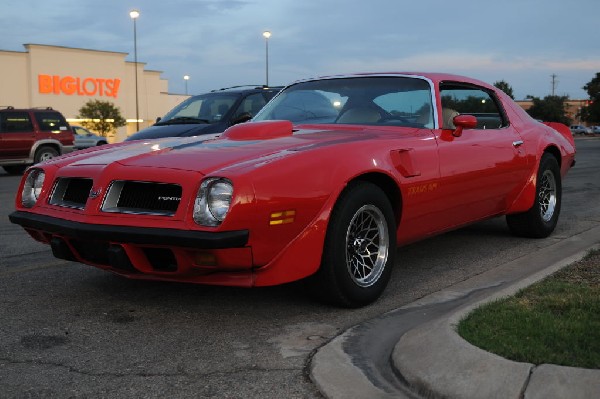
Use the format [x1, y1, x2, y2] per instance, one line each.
[1, 136, 598, 398]
[310, 224, 600, 399]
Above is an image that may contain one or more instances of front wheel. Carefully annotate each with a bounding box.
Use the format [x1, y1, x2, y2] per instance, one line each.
[307, 181, 396, 307]
[506, 153, 561, 238]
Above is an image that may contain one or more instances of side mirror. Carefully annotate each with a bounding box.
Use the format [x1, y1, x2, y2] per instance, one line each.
[155, 117, 162, 123]
[231, 112, 253, 125]
[452, 115, 477, 137]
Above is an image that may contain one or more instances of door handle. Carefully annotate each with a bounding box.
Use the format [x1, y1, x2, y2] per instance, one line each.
[512, 140, 524, 148]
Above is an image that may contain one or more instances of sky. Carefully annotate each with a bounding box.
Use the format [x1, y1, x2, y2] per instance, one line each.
[1, 0, 599, 100]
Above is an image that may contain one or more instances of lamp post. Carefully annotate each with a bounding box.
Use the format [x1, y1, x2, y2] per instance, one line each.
[184, 75, 190, 95]
[262, 31, 271, 87]
[129, 9, 140, 131]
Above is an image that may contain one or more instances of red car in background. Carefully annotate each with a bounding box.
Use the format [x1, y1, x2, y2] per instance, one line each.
[9, 73, 576, 307]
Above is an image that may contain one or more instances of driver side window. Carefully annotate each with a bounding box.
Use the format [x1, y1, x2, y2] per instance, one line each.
[237, 93, 266, 118]
[440, 84, 507, 129]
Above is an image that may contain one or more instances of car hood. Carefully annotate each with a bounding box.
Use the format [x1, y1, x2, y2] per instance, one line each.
[58, 121, 420, 175]
[125, 123, 218, 141]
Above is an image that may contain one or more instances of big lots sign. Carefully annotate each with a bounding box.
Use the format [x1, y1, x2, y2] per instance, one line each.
[38, 74, 121, 98]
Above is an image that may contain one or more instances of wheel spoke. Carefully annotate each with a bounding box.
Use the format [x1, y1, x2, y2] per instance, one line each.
[538, 170, 556, 222]
[345, 205, 389, 287]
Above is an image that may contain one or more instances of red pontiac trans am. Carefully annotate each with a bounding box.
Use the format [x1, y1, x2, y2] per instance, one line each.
[9, 73, 576, 307]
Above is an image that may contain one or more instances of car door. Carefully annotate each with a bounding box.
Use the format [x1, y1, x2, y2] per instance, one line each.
[0, 111, 36, 159]
[432, 83, 529, 228]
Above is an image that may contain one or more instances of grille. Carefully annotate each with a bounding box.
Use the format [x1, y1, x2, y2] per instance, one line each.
[49, 178, 93, 209]
[102, 180, 182, 216]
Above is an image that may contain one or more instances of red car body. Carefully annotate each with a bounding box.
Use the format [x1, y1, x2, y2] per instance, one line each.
[10, 73, 576, 306]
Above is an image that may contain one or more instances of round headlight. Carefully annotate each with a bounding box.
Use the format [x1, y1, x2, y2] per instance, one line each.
[193, 178, 233, 226]
[208, 181, 233, 221]
[22, 169, 46, 208]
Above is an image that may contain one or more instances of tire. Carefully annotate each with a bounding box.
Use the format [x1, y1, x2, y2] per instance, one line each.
[307, 181, 397, 307]
[96, 141, 107, 146]
[34, 146, 59, 164]
[2, 165, 27, 175]
[506, 153, 561, 238]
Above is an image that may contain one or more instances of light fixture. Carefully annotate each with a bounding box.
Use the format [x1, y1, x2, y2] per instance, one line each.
[263, 31, 271, 86]
[184, 75, 190, 95]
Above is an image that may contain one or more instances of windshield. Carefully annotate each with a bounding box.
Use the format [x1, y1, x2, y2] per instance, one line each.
[254, 76, 434, 128]
[158, 93, 240, 125]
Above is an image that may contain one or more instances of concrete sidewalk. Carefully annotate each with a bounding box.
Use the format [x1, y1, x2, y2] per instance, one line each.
[310, 225, 600, 399]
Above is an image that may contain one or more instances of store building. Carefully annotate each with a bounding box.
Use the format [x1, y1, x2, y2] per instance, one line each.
[516, 99, 591, 126]
[0, 44, 189, 142]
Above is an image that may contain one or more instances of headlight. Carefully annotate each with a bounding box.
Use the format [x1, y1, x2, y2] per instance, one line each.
[21, 169, 46, 208]
[193, 178, 233, 226]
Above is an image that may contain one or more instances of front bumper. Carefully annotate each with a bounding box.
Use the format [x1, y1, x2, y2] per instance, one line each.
[9, 211, 248, 249]
[9, 211, 254, 286]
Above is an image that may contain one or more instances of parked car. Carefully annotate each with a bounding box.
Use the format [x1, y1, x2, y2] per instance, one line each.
[72, 126, 108, 149]
[125, 85, 282, 141]
[9, 73, 576, 307]
[570, 125, 591, 135]
[590, 126, 600, 134]
[0, 106, 73, 175]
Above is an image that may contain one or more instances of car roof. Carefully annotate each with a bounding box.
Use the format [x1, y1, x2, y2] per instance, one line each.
[208, 85, 284, 94]
[0, 106, 60, 112]
[285, 72, 496, 91]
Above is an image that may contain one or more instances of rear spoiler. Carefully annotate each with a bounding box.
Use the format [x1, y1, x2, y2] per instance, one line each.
[542, 121, 575, 147]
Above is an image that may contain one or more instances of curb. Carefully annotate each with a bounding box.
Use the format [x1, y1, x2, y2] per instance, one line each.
[311, 225, 600, 399]
[392, 228, 600, 399]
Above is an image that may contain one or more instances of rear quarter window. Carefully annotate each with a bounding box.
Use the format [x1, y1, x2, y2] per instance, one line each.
[35, 111, 69, 133]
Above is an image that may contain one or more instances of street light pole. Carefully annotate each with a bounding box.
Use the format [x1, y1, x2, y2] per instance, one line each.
[262, 31, 271, 87]
[130, 9, 140, 132]
[184, 75, 190, 95]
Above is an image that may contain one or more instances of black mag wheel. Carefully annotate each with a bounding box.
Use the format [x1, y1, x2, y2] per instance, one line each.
[307, 181, 396, 307]
[506, 153, 562, 238]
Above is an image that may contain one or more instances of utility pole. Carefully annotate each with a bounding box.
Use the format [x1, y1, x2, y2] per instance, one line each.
[551, 74, 558, 96]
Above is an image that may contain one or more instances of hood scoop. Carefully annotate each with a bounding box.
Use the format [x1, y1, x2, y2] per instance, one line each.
[222, 120, 293, 141]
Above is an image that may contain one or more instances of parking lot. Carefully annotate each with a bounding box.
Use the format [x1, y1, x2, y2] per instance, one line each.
[1, 137, 599, 398]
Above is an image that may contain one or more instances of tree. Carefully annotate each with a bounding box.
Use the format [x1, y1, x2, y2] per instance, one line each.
[493, 80, 515, 99]
[77, 100, 126, 137]
[525, 95, 572, 125]
[581, 72, 600, 124]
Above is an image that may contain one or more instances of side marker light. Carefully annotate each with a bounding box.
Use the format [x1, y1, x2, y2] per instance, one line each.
[270, 210, 296, 225]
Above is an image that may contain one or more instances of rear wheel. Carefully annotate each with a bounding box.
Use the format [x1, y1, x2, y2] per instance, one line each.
[34, 146, 59, 164]
[506, 153, 561, 238]
[307, 181, 396, 307]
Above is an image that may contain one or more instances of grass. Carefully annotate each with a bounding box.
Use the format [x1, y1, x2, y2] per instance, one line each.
[457, 249, 600, 369]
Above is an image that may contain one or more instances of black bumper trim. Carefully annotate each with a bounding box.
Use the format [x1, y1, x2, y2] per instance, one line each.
[9, 211, 249, 249]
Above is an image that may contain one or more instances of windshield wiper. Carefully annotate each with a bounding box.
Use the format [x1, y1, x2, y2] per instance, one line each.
[155, 116, 211, 126]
